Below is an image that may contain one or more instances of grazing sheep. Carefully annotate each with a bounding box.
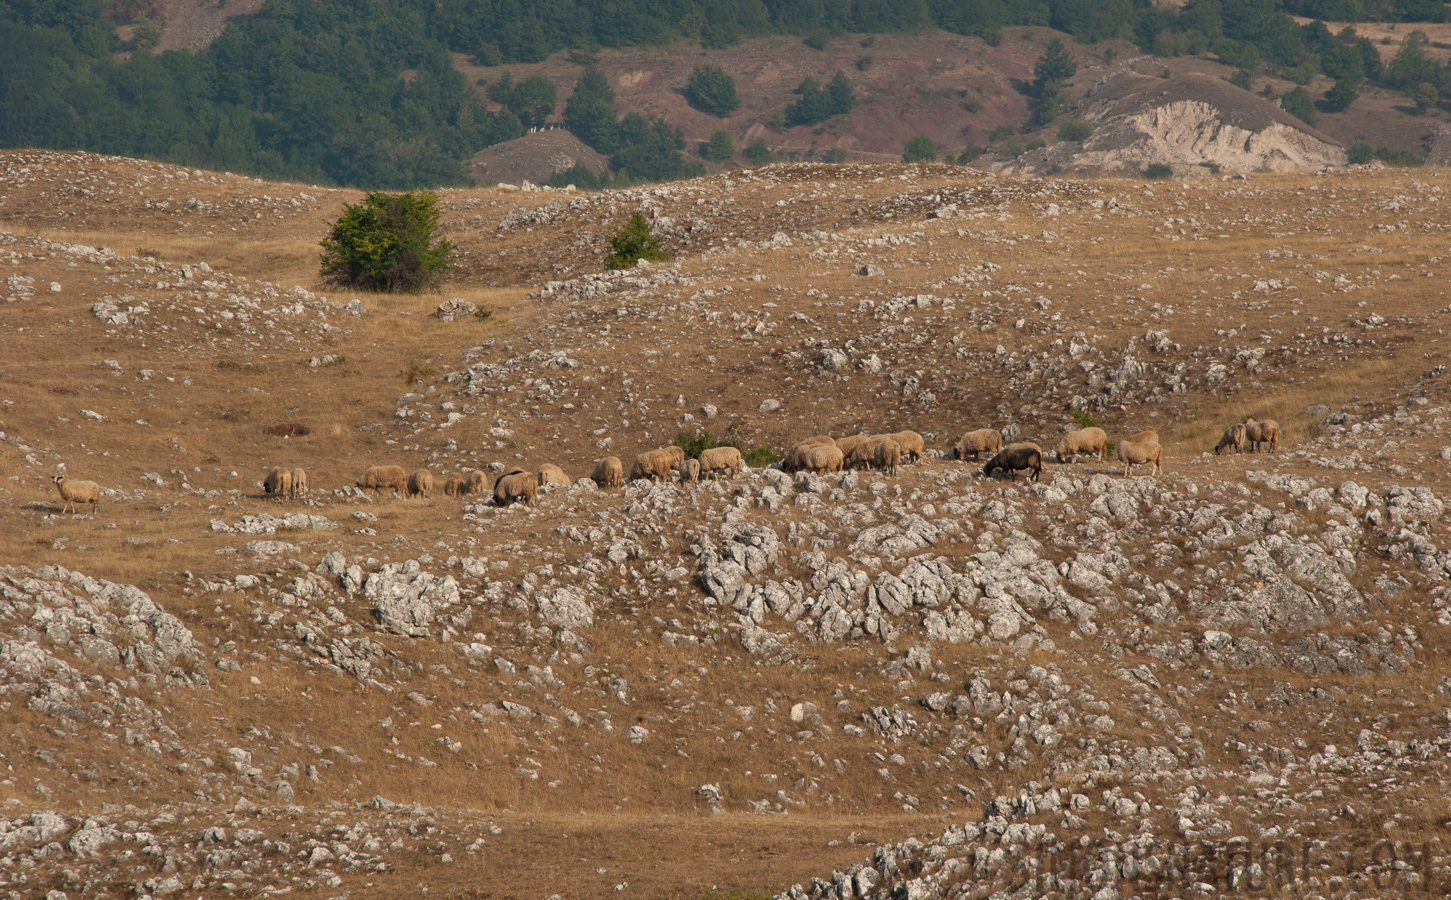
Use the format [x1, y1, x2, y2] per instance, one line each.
[289, 467, 308, 499]
[1118, 440, 1163, 477]
[783, 436, 836, 473]
[1244, 419, 1280, 452]
[700, 446, 743, 479]
[460, 469, 488, 495]
[952, 428, 1002, 461]
[494, 469, 538, 506]
[680, 458, 702, 484]
[538, 463, 570, 487]
[630, 448, 675, 482]
[843, 440, 877, 470]
[872, 439, 902, 475]
[592, 456, 624, 488]
[1214, 423, 1246, 455]
[835, 434, 874, 459]
[52, 475, 100, 515]
[663, 446, 686, 469]
[357, 465, 408, 496]
[1124, 430, 1159, 445]
[263, 466, 292, 499]
[887, 431, 924, 463]
[406, 468, 435, 499]
[443, 473, 465, 497]
[1055, 427, 1109, 463]
[983, 443, 1043, 482]
[803, 444, 845, 474]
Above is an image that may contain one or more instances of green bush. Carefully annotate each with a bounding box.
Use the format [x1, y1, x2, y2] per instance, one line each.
[1278, 86, 1318, 126]
[685, 65, 740, 117]
[785, 71, 854, 127]
[956, 144, 984, 164]
[744, 139, 773, 165]
[822, 147, 847, 163]
[319, 191, 456, 293]
[902, 134, 937, 163]
[548, 162, 602, 189]
[673, 430, 778, 467]
[1347, 137, 1375, 164]
[704, 129, 735, 161]
[1143, 162, 1173, 179]
[1056, 120, 1092, 142]
[606, 213, 668, 270]
[742, 446, 781, 467]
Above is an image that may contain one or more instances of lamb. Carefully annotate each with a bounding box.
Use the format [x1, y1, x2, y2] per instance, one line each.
[803, 444, 845, 474]
[537, 463, 569, 487]
[494, 469, 537, 506]
[630, 448, 675, 482]
[700, 446, 743, 479]
[885, 430, 924, 463]
[263, 466, 292, 499]
[406, 468, 435, 499]
[52, 475, 100, 515]
[1214, 423, 1246, 455]
[872, 439, 902, 475]
[1244, 419, 1279, 452]
[982, 443, 1043, 482]
[680, 458, 702, 484]
[357, 465, 408, 496]
[1123, 430, 1159, 445]
[1055, 427, 1109, 463]
[592, 456, 624, 488]
[443, 473, 465, 497]
[1118, 440, 1163, 477]
[952, 428, 1002, 461]
[289, 467, 308, 499]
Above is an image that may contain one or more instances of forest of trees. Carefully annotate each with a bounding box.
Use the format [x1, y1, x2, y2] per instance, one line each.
[1, 0, 1449, 188]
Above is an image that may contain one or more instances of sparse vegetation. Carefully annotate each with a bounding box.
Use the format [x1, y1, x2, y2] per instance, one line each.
[606, 212, 668, 269]
[1056, 120, 1092, 142]
[822, 146, 847, 163]
[1143, 162, 1173, 179]
[319, 191, 456, 293]
[399, 357, 437, 384]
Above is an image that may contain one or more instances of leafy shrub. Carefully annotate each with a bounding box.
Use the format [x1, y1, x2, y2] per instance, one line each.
[1347, 137, 1375, 164]
[1143, 162, 1173, 179]
[488, 73, 558, 128]
[956, 144, 984, 164]
[902, 134, 937, 163]
[989, 125, 1015, 142]
[704, 129, 735, 161]
[1056, 120, 1092, 142]
[1070, 409, 1101, 429]
[785, 71, 854, 127]
[855, 55, 872, 70]
[822, 147, 847, 163]
[742, 446, 781, 467]
[744, 139, 772, 165]
[1278, 86, 1318, 125]
[319, 191, 456, 293]
[606, 213, 668, 270]
[548, 163, 603, 189]
[685, 65, 739, 117]
[674, 430, 778, 467]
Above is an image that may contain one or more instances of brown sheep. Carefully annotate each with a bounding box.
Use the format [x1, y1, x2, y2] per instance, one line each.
[443, 473, 465, 497]
[783, 436, 836, 473]
[1118, 440, 1163, 477]
[357, 465, 408, 496]
[983, 443, 1043, 482]
[460, 469, 488, 495]
[887, 431, 924, 463]
[592, 456, 624, 488]
[1214, 424, 1246, 455]
[680, 458, 702, 484]
[289, 467, 308, 499]
[1124, 430, 1159, 445]
[538, 463, 570, 487]
[494, 469, 538, 506]
[630, 448, 675, 482]
[52, 475, 100, 515]
[872, 439, 902, 475]
[663, 446, 686, 469]
[803, 444, 845, 474]
[263, 466, 292, 499]
[1244, 419, 1280, 452]
[843, 440, 877, 471]
[700, 446, 743, 479]
[406, 469, 435, 499]
[834, 434, 874, 459]
[952, 428, 1002, 461]
[1055, 427, 1109, 463]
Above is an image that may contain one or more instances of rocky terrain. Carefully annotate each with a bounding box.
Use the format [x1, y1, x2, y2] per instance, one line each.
[2, 148, 1451, 898]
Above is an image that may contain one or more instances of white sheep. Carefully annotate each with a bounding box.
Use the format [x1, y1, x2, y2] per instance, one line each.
[52, 475, 100, 515]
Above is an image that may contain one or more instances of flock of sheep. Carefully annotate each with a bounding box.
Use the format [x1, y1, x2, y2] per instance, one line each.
[47, 417, 1283, 517]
